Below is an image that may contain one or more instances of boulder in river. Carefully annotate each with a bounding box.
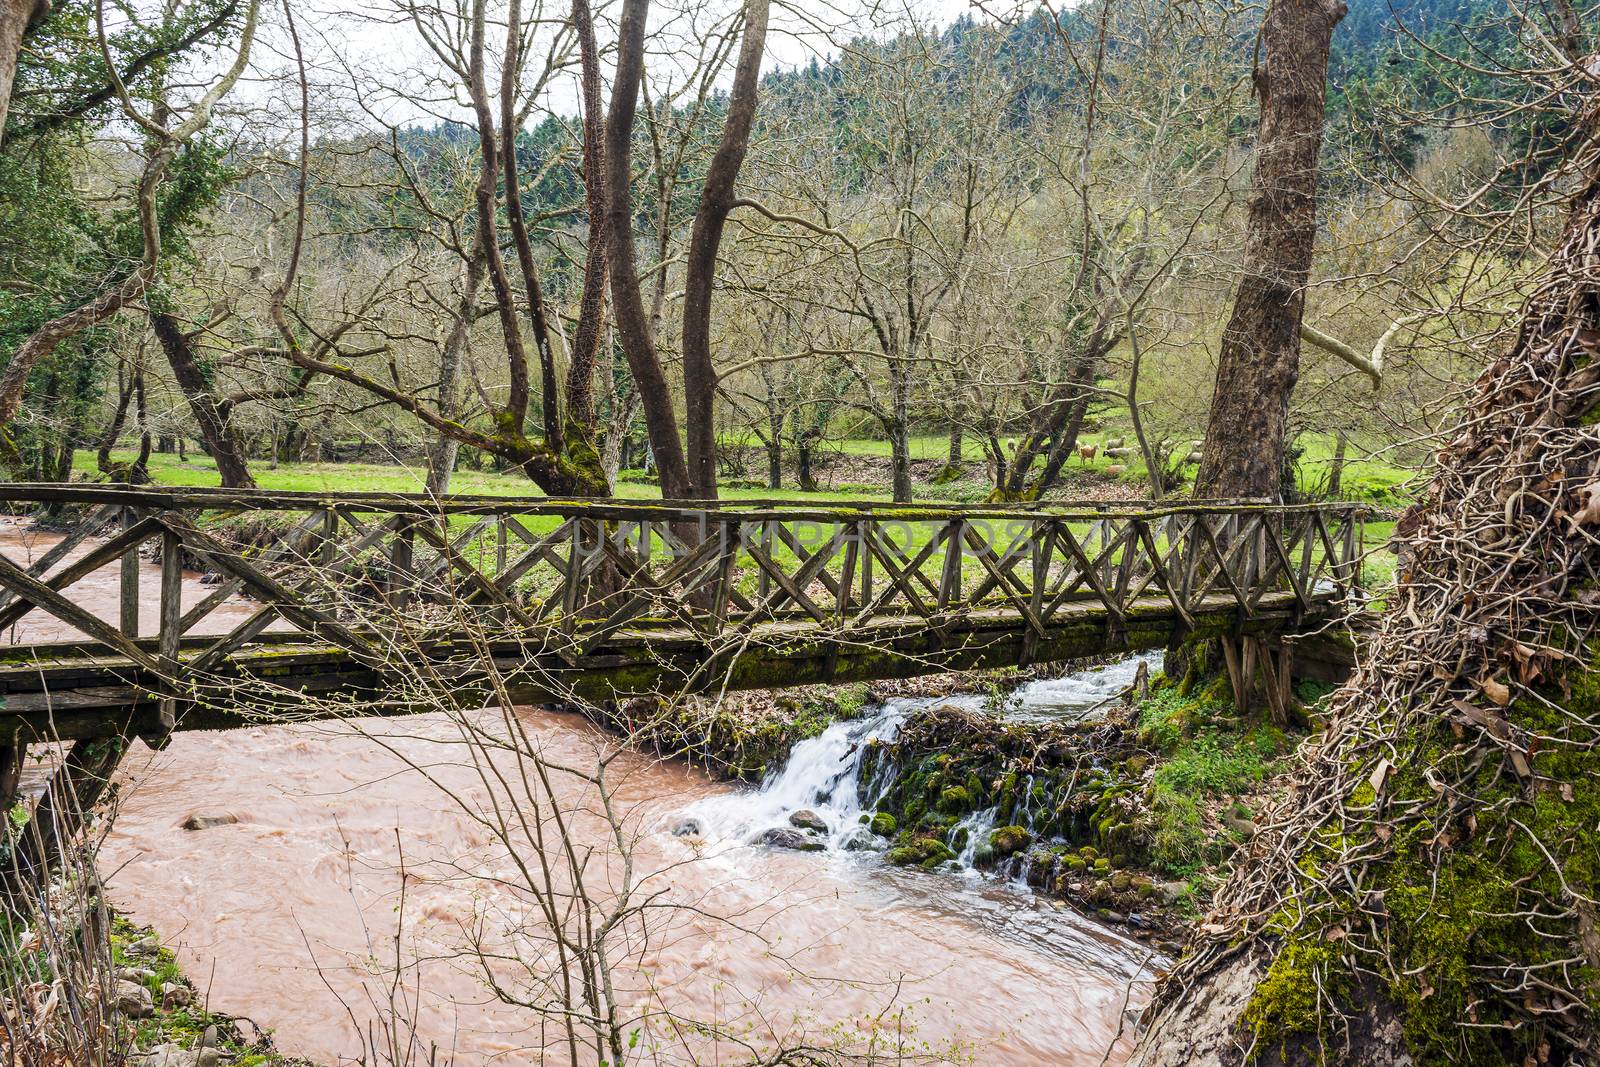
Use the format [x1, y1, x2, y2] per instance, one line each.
[787, 809, 828, 832]
[757, 826, 826, 852]
[181, 812, 238, 831]
[671, 817, 702, 838]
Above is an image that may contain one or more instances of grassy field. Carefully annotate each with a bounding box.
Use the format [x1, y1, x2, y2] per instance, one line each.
[70, 450, 912, 503]
[805, 429, 1419, 504]
[77, 433, 1419, 511]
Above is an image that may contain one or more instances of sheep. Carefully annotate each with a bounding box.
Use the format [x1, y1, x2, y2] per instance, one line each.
[1078, 444, 1098, 462]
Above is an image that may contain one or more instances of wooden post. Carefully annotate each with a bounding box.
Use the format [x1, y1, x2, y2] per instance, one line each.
[389, 514, 414, 611]
[0, 742, 22, 812]
[561, 518, 584, 631]
[157, 528, 182, 733]
[939, 518, 963, 613]
[1220, 636, 1250, 716]
[119, 507, 140, 638]
[860, 520, 874, 609]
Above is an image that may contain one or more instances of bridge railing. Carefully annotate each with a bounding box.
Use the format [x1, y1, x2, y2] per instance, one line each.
[0, 487, 1365, 702]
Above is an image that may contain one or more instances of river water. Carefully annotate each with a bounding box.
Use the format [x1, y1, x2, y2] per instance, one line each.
[0, 518, 1154, 1065]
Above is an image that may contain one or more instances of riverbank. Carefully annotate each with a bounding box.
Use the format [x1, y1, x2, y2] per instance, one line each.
[110, 919, 317, 1067]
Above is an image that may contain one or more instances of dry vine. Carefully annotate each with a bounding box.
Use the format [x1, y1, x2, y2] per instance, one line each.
[1132, 95, 1600, 1062]
[1135, 102, 1600, 1065]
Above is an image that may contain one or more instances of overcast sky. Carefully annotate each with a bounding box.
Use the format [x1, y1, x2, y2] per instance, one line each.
[229, 0, 1016, 134]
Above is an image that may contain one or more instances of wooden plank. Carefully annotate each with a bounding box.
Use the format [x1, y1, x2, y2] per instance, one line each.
[157, 528, 183, 731]
[157, 514, 378, 661]
[0, 516, 162, 633]
[176, 507, 333, 635]
[0, 548, 164, 674]
[0, 504, 117, 614]
[119, 507, 141, 639]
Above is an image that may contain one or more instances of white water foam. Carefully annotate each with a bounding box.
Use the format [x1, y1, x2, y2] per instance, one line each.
[671, 652, 1159, 864]
[675, 699, 911, 851]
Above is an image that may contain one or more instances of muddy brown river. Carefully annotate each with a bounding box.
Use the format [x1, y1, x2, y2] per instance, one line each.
[1, 518, 1152, 1065]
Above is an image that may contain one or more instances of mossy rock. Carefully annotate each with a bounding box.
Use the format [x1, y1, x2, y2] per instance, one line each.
[988, 825, 1032, 857]
[869, 812, 896, 837]
[1064, 855, 1088, 873]
[886, 836, 957, 869]
[963, 771, 985, 802]
[1093, 857, 1112, 874]
[937, 785, 972, 814]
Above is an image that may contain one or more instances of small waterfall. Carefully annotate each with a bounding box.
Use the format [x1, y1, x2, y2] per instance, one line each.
[672, 651, 1153, 882]
[677, 700, 909, 851]
[951, 806, 999, 867]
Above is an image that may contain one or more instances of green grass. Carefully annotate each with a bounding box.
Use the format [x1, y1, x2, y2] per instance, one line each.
[74, 449, 909, 503]
[81, 432, 1420, 509]
[1135, 684, 1298, 876]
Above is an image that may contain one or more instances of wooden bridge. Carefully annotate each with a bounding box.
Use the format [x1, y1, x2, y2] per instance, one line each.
[0, 485, 1365, 751]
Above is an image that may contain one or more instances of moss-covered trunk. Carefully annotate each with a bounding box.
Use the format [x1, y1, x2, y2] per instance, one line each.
[1131, 116, 1600, 1066]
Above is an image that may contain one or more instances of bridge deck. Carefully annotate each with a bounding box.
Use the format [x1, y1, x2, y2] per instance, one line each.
[0, 486, 1364, 743]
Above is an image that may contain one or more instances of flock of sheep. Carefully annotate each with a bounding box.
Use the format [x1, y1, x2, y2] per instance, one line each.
[1075, 438, 1204, 477]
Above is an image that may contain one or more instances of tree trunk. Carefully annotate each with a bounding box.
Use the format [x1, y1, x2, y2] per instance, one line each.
[766, 408, 784, 490]
[0, 0, 44, 144]
[888, 423, 912, 504]
[1328, 429, 1348, 496]
[1193, 0, 1346, 501]
[1132, 114, 1600, 1067]
[1003, 321, 1112, 499]
[679, 0, 769, 498]
[150, 312, 257, 489]
[426, 245, 487, 497]
[796, 427, 819, 493]
[604, 0, 695, 501]
[887, 356, 914, 503]
[946, 421, 963, 470]
[565, 0, 608, 430]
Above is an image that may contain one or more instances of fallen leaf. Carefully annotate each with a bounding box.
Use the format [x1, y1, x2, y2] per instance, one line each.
[1572, 481, 1600, 526]
[1481, 677, 1512, 706]
[1369, 758, 1393, 796]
